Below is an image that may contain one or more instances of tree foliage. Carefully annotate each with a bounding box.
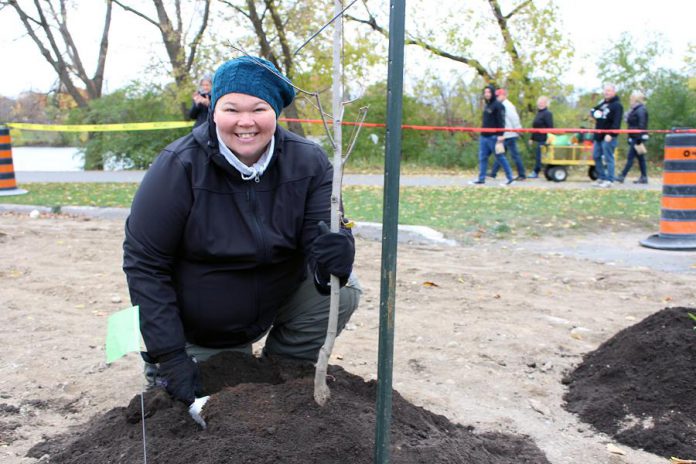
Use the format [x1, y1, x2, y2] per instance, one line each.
[68, 84, 190, 169]
[645, 70, 696, 154]
[347, 0, 574, 117]
[596, 32, 667, 94]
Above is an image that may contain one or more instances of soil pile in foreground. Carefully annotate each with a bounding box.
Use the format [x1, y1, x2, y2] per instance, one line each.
[563, 306, 696, 459]
[28, 352, 549, 463]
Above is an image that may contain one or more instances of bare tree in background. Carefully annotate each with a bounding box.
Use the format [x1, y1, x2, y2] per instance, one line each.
[2, 0, 113, 107]
[112, 0, 211, 95]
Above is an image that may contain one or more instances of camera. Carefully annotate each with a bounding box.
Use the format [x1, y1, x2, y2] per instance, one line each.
[198, 92, 211, 99]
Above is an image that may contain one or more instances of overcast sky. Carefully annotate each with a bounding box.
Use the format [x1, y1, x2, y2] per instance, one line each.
[0, 0, 692, 98]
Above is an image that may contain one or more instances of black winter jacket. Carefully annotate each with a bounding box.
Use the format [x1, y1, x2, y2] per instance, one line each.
[590, 96, 623, 141]
[531, 108, 554, 143]
[188, 99, 209, 128]
[626, 104, 648, 144]
[123, 122, 352, 359]
[481, 85, 505, 137]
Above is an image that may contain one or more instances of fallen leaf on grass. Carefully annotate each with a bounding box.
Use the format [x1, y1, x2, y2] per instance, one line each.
[422, 281, 439, 288]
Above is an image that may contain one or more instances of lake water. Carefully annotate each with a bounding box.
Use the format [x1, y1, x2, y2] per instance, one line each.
[12, 147, 84, 171]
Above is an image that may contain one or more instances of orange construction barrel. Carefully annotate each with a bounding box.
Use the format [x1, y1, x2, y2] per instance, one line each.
[0, 125, 28, 197]
[641, 132, 696, 250]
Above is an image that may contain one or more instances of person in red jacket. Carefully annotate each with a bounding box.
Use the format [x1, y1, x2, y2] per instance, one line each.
[123, 56, 361, 405]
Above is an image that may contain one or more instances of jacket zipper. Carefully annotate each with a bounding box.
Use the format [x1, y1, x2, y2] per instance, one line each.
[247, 183, 267, 323]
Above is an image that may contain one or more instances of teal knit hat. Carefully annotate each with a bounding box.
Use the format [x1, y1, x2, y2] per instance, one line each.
[211, 56, 295, 117]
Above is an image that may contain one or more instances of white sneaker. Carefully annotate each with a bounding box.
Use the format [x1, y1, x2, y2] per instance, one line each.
[602, 181, 613, 188]
[592, 180, 604, 187]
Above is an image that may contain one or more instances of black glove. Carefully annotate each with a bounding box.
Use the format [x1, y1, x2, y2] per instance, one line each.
[311, 220, 354, 286]
[156, 351, 202, 406]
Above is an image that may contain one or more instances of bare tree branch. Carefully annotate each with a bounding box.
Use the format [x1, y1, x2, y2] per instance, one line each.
[345, 12, 494, 82]
[503, 0, 531, 20]
[5, 0, 113, 106]
[175, 0, 183, 35]
[29, 0, 89, 105]
[53, 0, 94, 96]
[112, 0, 159, 26]
[93, 0, 114, 97]
[264, 0, 293, 74]
[219, 0, 250, 19]
[488, 0, 522, 64]
[185, 0, 211, 72]
[245, 0, 277, 64]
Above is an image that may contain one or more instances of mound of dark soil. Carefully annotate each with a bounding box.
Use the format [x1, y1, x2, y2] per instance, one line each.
[563, 306, 696, 459]
[29, 352, 549, 463]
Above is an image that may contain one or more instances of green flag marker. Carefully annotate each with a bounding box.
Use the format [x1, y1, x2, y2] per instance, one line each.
[105, 305, 141, 363]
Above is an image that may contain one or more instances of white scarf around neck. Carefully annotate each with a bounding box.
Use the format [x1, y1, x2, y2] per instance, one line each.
[216, 127, 275, 182]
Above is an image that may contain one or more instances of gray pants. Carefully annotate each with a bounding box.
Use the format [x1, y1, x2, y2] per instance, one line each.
[145, 274, 361, 385]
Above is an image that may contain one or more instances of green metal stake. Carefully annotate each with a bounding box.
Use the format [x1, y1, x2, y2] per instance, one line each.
[374, 0, 406, 462]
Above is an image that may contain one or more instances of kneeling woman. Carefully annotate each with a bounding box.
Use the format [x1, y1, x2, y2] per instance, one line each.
[123, 56, 361, 405]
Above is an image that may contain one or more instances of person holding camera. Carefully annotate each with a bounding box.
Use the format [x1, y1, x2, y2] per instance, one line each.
[616, 91, 649, 184]
[590, 84, 623, 188]
[189, 74, 212, 127]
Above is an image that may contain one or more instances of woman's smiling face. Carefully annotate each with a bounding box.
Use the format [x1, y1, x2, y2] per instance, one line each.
[214, 93, 277, 166]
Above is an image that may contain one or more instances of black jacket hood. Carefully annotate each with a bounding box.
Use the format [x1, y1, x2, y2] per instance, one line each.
[483, 84, 497, 102]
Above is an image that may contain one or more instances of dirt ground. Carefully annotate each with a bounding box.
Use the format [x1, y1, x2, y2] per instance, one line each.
[1, 212, 695, 463]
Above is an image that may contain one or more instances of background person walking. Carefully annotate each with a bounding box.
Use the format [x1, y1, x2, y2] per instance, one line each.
[469, 84, 515, 186]
[529, 96, 554, 178]
[590, 84, 623, 188]
[490, 88, 525, 180]
[616, 91, 649, 184]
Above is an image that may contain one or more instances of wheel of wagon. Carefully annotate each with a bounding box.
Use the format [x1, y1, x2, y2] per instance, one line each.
[588, 166, 598, 180]
[549, 166, 568, 182]
[544, 165, 554, 181]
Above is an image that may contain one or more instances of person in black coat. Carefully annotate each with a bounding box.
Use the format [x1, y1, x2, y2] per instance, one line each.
[617, 91, 649, 184]
[123, 56, 361, 405]
[590, 84, 623, 187]
[529, 96, 554, 178]
[188, 74, 212, 127]
[469, 84, 515, 185]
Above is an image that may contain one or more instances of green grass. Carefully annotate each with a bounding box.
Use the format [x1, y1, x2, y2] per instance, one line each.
[4, 183, 139, 208]
[3, 182, 661, 240]
[343, 186, 660, 240]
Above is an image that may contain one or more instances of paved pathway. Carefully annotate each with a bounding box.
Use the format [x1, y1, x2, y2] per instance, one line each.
[15, 171, 662, 190]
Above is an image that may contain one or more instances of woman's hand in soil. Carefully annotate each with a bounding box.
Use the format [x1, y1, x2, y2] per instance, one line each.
[158, 351, 203, 405]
